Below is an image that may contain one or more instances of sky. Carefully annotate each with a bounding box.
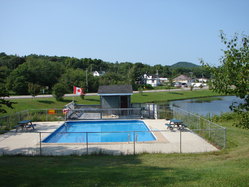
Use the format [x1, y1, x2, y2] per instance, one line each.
[1, 0, 249, 66]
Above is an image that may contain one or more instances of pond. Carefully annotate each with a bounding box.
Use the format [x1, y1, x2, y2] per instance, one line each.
[165, 96, 244, 116]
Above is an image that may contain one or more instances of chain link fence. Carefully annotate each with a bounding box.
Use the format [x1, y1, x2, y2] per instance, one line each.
[158, 105, 226, 149]
[0, 105, 226, 155]
[66, 108, 143, 120]
[0, 107, 150, 131]
[0, 129, 219, 156]
[0, 109, 65, 131]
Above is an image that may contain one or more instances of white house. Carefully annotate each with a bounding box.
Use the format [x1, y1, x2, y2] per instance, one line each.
[197, 78, 208, 83]
[143, 74, 160, 87]
[143, 74, 168, 87]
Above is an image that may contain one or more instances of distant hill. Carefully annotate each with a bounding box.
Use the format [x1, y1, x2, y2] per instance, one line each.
[170, 62, 199, 68]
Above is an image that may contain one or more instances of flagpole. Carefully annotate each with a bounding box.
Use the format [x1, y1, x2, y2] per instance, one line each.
[73, 86, 75, 103]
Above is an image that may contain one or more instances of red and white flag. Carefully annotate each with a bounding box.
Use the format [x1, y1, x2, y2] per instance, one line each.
[73, 86, 84, 95]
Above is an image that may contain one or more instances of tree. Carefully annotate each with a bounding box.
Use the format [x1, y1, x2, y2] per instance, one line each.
[0, 86, 14, 113]
[7, 59, 64, 94]
[59, 69, 86, 92]
[52, 83, 67, 101]
[0, 69, 14, 113]
[99, 72, 129, 86]
[28, 83, 41, 98]
[129, 63, 146, 90]
[202, 32, 249, 128]
[86, 73, 99, 92]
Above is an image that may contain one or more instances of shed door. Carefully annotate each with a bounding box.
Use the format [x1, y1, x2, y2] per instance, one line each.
[121, 96, 128, 108]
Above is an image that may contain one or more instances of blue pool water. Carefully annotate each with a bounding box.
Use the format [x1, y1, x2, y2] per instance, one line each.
[42, 120, 156, 143]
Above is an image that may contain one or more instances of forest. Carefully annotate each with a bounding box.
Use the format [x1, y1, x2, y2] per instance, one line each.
[0, 52, 210, 95]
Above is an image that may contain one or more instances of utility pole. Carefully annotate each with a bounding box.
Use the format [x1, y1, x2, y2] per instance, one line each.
[86, 69, 88, 92]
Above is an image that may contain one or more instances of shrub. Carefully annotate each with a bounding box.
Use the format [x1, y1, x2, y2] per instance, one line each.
[211, 112, 239, 122]
[234, 111, 249, 129]
[52, 83, 67, 101]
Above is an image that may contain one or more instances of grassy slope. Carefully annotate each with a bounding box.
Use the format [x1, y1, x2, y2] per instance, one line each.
[0, 89, 248, 186]
[0, 120, 248, 186]
[1, 96, 100, 116]
[2, 89, 221, 116]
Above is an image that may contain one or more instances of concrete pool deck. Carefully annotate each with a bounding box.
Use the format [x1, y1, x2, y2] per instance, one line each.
[0, 120, 218, 155]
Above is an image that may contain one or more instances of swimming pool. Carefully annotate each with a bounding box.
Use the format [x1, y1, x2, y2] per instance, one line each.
[42, 120, 156, 143]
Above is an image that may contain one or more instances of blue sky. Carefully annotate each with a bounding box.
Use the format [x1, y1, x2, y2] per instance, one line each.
[1, 0, 249, 66]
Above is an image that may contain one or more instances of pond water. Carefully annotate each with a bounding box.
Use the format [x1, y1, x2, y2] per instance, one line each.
[166, 96, 244, 116]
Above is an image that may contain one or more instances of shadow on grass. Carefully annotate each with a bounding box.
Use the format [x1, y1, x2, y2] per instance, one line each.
[37, 99, 73, 104]
[137, 94, 148, 97]
[0, 153, 203, 186]
[169, 92, 184, 95]
[84, 98, 100, 102]
[38, 100, 55, 104]
[60, 99, 74, 103]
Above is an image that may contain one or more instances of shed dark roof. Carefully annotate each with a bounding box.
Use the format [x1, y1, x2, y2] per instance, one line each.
[98, 85, 133, 94]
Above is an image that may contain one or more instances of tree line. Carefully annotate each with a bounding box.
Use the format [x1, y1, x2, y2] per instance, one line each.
[0, 32, 248, 128]
[0, 53, 209, 97]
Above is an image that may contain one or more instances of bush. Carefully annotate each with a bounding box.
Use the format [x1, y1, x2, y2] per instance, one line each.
[142, 84, 153, 90]
[80, 94, 85, 100]
[211, 111, 249, 129]
[234, 111, 249, 129]
[52, 83, 67, 101]
[211, 112, 238, 122]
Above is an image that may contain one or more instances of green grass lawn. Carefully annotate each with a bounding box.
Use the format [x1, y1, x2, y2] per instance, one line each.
[1, 96, 100, 117]
[2, 89, 221, 116]
[132, 89, 222, 103]
[1, 89, 248, 186]
[0, 119, 248, 186]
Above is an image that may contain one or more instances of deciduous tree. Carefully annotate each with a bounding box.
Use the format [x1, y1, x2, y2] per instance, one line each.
[0, 69, 14, 113]
[52, 83, 67, 101]
[202, 32, 249, 128]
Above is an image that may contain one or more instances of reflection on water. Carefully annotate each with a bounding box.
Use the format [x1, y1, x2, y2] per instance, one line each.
[161, 96, 244, 116]
[185, 97, 223, 103]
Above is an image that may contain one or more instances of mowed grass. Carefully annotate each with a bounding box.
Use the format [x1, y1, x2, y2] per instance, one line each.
[1, 89, 248, 186]
[131, 89, 222, 103]
[2, 89, 221, 116]
[0, 119, 248, 186]
[1, 96, 100, 116]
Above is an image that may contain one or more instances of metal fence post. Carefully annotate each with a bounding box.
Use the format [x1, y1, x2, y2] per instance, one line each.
[224, 128, 226, 149]
[180, 129, 182, 153]
[86, 132, 89, 155]
[208, 121, 211, 138]
[46, 110, 48, 121]
[39, 132, 42, 156]
[198, 116, 200, 129]
[133, 131, 136, 155]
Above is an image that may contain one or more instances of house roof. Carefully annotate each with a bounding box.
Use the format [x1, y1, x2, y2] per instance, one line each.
[144, 74, 159, 79]
[98, 85, 133, 96]
[173, 75, 191, 81]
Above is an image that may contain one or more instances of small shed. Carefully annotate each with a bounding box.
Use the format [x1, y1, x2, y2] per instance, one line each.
[98, 85, 133, 109]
